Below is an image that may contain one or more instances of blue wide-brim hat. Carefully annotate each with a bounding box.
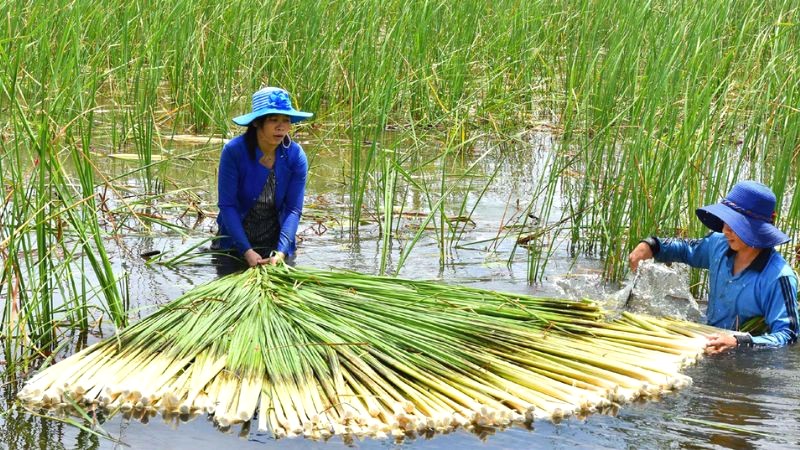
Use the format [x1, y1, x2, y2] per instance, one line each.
[232, 87, 313, 126]
[695, 180, 790, 249]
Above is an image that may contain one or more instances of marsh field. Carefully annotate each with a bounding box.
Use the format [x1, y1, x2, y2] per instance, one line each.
[1, 0, 799, 448]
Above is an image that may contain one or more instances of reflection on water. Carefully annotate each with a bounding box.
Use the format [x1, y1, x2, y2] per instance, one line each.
[3, 132, 800, 449]
[5, 349, 798, 449]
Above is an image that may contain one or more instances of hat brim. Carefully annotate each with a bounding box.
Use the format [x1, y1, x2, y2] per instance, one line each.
[696, 203, 790, 248]
[232, 108, 313, 126]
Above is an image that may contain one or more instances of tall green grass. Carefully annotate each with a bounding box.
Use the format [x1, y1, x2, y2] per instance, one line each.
[549, 0, 800, 279]
[1, 2, 128, 374]
[1, 0, 799, 376]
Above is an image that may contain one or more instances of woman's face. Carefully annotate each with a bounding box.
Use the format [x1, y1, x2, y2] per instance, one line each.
[256, 114, 292, 148]
[722, 222, 749, 252]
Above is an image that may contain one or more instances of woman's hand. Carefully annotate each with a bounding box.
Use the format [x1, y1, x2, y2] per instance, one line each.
[244, 249, 267, 267]
[705, 333, 738, 355]
[267, 251, 285, 265]
[628, 242, 654, 271]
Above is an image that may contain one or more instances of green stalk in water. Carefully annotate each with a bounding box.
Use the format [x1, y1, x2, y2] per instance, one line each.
[19, 265, 713, 438]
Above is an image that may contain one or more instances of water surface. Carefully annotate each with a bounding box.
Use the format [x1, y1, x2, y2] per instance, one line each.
[2, 131, 798, 450]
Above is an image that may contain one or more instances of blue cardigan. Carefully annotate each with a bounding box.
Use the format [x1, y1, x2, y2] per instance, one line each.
[655, 232, 799, 347]
[216, 134, 307, 256]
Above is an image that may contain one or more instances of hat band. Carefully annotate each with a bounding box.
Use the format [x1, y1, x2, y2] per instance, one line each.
[721, 199, 774, 223]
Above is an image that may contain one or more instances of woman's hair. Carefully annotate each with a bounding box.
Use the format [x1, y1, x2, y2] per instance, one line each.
[243, 116, 267, 160]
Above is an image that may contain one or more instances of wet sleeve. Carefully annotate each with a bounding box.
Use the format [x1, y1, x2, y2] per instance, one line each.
[654, 233, 718, 270]
[745, 275, 799, 347]
[217, 145, 252, 254]
[276, 145, 307, 255]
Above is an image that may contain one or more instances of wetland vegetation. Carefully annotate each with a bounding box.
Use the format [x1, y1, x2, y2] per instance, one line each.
[0, 0, 798, 446]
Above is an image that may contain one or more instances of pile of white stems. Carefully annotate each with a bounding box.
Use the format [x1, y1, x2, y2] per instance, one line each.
[18, 266, 716, 440]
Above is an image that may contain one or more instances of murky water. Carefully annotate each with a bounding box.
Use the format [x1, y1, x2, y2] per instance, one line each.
[2, 131, 799, 449]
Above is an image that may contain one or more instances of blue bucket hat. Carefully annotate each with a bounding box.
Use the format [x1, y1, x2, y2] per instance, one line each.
[232, 87, 313, 126]
[695, 180, 790, 249]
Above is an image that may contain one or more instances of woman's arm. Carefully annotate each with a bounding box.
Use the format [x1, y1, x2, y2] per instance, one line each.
[630, 233, 720, 271]
[217, 144, 253, 254]
[275, 145, 308, 255]
[740, 275, 799, 348]
[653, 233, 721, 270]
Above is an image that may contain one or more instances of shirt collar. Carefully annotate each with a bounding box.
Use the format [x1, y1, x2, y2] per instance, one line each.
[725, 247, 773, 272]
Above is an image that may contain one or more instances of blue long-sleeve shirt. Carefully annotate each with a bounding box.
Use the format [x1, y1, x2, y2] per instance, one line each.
[653, 232, 798, 347]
[216, 135, 307, 256]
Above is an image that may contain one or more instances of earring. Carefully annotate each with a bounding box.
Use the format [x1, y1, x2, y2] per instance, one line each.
[282, 135, 292, 149]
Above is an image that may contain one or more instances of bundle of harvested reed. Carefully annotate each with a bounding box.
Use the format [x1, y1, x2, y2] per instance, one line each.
[19, 265, 715, 439]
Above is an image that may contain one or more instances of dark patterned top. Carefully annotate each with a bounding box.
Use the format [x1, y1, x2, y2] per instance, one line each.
[241, 170, 280, 254]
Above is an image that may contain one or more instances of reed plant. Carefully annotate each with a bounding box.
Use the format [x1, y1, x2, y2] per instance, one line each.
[19, 265, 714, 439]
[550, 0, 800, 279]
[2, 0, 799, 380]
[0, 7, 128, 374]
[377, 147, 399, 275]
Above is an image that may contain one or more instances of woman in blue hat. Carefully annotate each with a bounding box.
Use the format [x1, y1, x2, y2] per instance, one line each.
[628, 180, 798, 354]
[213, 87, 313, 270]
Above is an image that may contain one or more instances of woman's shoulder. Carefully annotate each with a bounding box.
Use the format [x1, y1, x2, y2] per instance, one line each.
[287, 139, 305, 154]
[222, 134, 248, 155]
[761, 249, 798, 282]
[695, 232, 728, 252]
[282, 140, 307, 163]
